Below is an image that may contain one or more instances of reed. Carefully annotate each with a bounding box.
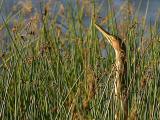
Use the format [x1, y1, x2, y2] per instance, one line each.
[0, 0, 159, 120]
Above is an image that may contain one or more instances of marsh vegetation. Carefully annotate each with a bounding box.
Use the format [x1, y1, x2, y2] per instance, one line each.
[0, 0, 160, 119]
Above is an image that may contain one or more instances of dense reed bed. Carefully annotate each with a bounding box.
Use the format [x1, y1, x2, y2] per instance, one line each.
[0, 0, 159, 119]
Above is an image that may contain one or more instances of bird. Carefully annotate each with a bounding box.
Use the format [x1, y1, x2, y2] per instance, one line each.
[95, 23, 128, 119]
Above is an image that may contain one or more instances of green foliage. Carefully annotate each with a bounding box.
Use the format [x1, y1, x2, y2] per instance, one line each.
[0, 0, 159, 119]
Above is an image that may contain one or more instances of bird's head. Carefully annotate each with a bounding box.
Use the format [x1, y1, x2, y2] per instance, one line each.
[95, 23, 124, 51]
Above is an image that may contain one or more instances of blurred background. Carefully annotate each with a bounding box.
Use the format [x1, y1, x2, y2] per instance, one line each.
[1, 0, 160, 23]
[0, 0, 160, 61]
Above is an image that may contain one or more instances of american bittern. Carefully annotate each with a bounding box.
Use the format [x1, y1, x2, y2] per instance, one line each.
[95, 23, 128, 119]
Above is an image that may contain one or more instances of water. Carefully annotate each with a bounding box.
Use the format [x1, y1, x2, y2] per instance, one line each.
[1, 0, 160, 20]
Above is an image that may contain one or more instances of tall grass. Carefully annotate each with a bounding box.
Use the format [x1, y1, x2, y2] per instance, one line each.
[0, 0, 160, 119]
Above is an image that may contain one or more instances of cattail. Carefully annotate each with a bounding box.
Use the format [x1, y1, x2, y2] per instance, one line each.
[12, 26, 17, 33]
[140, 78, 147, 89]
[44, 0, 51, 16]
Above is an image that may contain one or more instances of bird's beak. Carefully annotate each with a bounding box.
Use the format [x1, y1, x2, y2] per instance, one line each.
[94, 23, 112, 44]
